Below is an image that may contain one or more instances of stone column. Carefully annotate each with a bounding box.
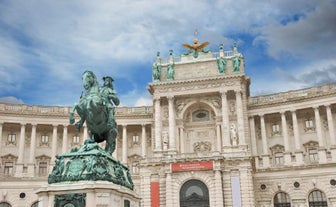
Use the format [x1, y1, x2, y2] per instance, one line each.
[154, 97, 162, 151]
[18, 123, 26, 163]
[249, 116, 257, 156]
[326, 105, 336, 145]
[168, 96, 176, 151]
[28, 124, 37, 176]
[16, 123, 26, 176]
[166, 172, 173, 207]
[326, 105, 336, 162]
[179, 127, 185, 153]
[215, 170, 224, 206]
[142, 174, 151, 207]
[260, 114, 269, 168]
[260, 115, 268, 154]
[141, 124, 147, 158]
[235, 90, 245, 144]
[280, 111, 291, 165]
[0, 122, 3, 154]
[62, 125, 68, 154]
[216, 123, 222, 152]
[314, 106, 327, 163]
[122, 125, 128, 164]
[221, 91, 230, 146]
[291, 110, 303, 165]
[51, 125, 58, 162]
[314, 106, 324, 147]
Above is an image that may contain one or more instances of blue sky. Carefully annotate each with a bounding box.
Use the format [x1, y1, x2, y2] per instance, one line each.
[0, 0, 335, 107]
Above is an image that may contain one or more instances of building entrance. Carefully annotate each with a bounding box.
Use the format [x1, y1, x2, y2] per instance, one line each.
[180, 179, 209, 207]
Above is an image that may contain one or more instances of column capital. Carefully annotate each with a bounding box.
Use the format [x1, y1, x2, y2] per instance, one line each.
[122, 124, 127, 128]
[313, 105, 320, 111]
[290, 109, 297, 114]
[52, 124, 58, 128]
[153, 96, 161, 101]
[248, 115, 255, 119]
[63, 124, 68, 128]
[167, 95, 174, 100]
[234, 90, 242, 95]
[325, 104, 331, 108]
[258, 113, 265, 117]
[279, 110, 287, 115]
[20, 122, 27, 126]
[219, 89, 228, 95]
[141, 123, 147, 127]
[31, 122, 38, 127]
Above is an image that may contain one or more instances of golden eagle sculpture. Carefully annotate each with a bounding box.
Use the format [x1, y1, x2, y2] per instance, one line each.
[182, 38, 210, 58]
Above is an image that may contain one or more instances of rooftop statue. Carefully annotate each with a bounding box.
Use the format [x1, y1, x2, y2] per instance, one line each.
[69, 70, 119, 155]
[182, 38, 210, 58]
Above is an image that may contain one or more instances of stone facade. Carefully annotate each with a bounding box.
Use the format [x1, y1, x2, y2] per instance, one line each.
[0, 45, 336, 207]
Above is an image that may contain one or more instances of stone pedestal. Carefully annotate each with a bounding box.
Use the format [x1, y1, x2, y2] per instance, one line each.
[36, 181, 140, 207]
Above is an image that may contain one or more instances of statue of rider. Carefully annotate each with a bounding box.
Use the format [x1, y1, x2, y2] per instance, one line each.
[100, 76, 120, 128]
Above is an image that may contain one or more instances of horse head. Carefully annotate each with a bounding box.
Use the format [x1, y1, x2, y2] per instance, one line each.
[82, 70, 99, 93]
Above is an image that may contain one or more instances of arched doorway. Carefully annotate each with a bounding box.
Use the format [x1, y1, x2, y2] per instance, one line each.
[180, 179, 209, 207]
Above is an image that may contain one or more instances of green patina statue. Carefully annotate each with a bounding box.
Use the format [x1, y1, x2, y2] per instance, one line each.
[152, 63, 162, 81]
[69, 70, 119, 155]
[216, 57, 227, 75]
[167, 63, 175, 80]
[49, 70, 134, 190]
[232, 54, 242, 72]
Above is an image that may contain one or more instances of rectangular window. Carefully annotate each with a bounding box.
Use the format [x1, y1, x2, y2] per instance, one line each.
[132, 135, 139, 143]
[39, 161, 48, 176]
[7, 134, 16, 143]
[41, 135, 49, 143]
[4, 162, 13, 176]
[272, 124, 280, 134]
[309, 149, 318, 162]
[274, 152, 284, 165]
[73, 136, 80, 143]
[305, 119, 314, 128]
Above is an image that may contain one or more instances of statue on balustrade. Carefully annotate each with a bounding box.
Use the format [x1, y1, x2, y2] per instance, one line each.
[216, 57, 227, 75]
[152, 63, 162, 81]
[232, 54, 242, 72]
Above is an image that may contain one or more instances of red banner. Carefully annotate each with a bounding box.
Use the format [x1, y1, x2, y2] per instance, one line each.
[171, 161, 213, 172]
[151, 182, 160, 207]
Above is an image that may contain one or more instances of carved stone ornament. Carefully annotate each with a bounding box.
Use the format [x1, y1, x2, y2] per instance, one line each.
[193, 141, 212, 152]
[48, 139, 134, 190]
[54, 193, 86, 207]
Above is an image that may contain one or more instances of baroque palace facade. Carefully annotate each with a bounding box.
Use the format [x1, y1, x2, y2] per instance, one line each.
[1, 42, 336, 207]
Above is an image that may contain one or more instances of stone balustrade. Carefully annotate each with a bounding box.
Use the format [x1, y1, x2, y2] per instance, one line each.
[249, 82, 336, 106]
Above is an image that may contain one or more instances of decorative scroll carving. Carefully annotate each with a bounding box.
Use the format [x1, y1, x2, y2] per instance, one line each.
[193, 141, 212, 152]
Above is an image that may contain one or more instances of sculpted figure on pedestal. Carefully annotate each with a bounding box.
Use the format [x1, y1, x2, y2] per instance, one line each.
[69, 70, 119, 155]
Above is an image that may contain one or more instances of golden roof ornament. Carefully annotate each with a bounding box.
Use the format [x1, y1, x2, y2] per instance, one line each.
[182, 38, 210, 58]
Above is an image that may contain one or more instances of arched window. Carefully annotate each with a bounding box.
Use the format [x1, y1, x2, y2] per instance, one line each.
[274, 192, 291, 207]
[180, 179, 209, 207]
[0, 202, 11, 207]
[31, 201, 39, 207]
[308, 190, 328, 207]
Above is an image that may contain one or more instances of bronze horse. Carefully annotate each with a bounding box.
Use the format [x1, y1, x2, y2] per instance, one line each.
[69, 70, 118, 155]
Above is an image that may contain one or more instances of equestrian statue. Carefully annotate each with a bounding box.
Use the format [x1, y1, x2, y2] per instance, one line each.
[69, 70, 119, 155]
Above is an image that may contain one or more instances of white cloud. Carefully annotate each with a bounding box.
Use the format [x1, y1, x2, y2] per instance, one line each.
[0, 96, 24, 104]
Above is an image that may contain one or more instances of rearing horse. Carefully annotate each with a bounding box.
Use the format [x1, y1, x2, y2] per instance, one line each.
[69, 70, 117, 155]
